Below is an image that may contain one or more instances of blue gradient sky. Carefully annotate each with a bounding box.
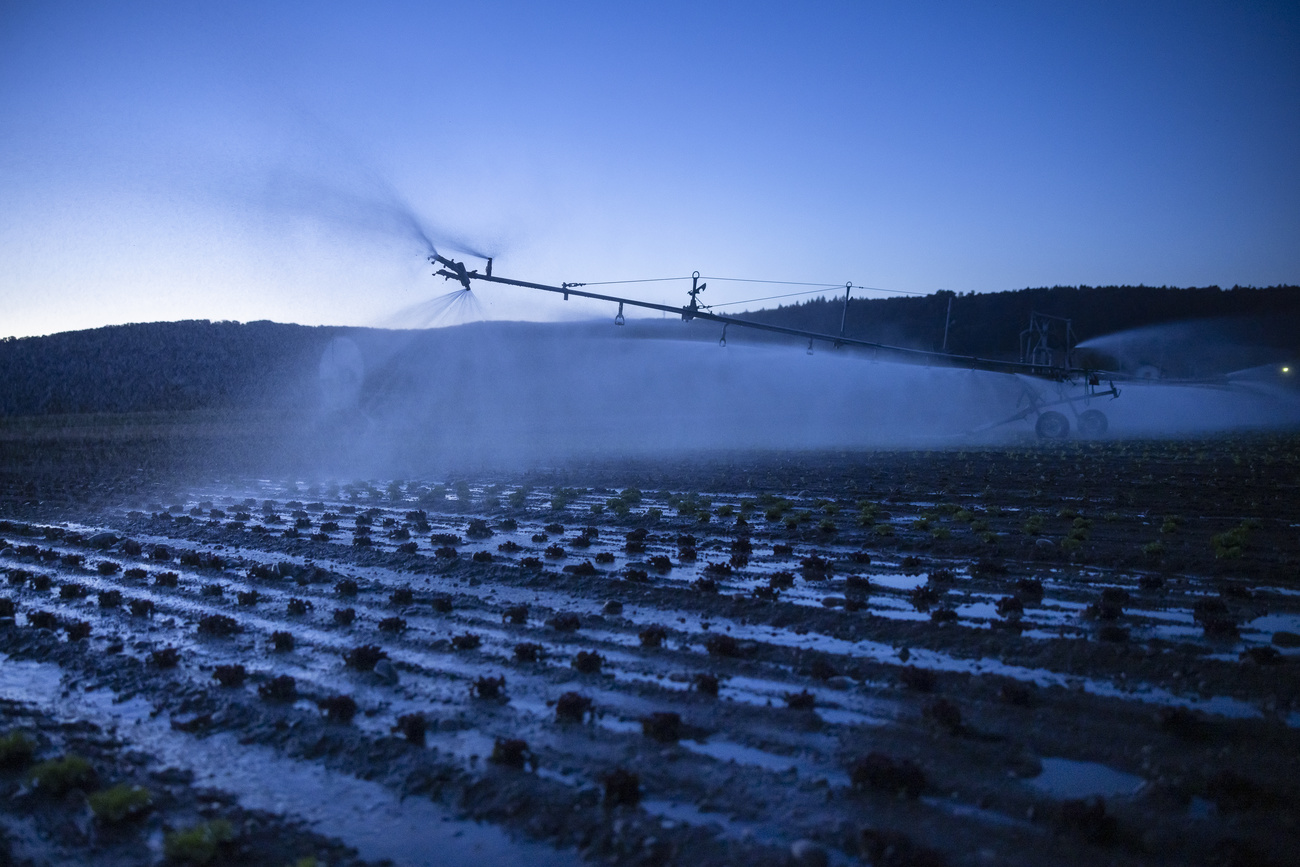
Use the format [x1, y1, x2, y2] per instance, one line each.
[2, 1, 1297, 338]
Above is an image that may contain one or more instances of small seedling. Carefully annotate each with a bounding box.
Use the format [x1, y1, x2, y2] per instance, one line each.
[450, 632, 481, 650]
[212, 664, 246, 687]
[390, 587, 414, 605]
[547, 613, 580, 632]
[286, 597, 312, 615]
[344, 644, 388, 670]
[925, 698, 962, 733]
[1015, 577, 1044, 600]
[333, 607, 356, 626]
[641, 712, 681, 742]
[639, 625, 668, 648]
[784, 689, 816, 711]
[317, 695, 357, 723]
[705, 634, 741, 657]
[489, 737, 534, 769]
[98, 589, 123, 608]
[555, 691, 594, 723]
[900, 666, 937, 691]
[88, 783, 152, 823]
[693, 673, 719, 696]
[849, 752, 925, 798]
[129, 598, 155, 617]
[393, 713, 427, 745]
[470, 675, 506, 699]
[602, 768, 640, 806]
[59, 582, 89, 599]
[28, 753, 96, 796]
[65, 620, 91, 641]
[197, 614, 241, 636]
[502, 604, 528, 624]
[909, 586, 940, 611]
[513, 642, 543, 662]
[163, 819, 234, 864]
[0, 731, 35, 769]
[995, 596, 1023, 619]
[151, 646, 180, 668]
[999, 680, 1034, 706]
[26, 610, 58, 630]
[258, 675, 297, 702]
[155, 572, 179, 587]
[334, 578, 359, 596]
[571, 651, 604, 674]
[270, 631, 295, 652]
[237, 590, 260, 606]
[377, 616, 407, 633]
[1057, 796, 1117, 845]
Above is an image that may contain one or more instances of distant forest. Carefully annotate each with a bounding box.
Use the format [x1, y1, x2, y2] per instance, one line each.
[738, 284, 1300, 364]
[1, 284, 1297, 416]
[0, 320, 336, 415]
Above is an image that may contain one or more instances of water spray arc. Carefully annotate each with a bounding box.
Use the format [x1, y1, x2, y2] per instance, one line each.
[428, 253, 1123, 439]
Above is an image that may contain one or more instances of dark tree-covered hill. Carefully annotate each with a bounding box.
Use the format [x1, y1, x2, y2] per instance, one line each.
[0, 320, 337, 415]
[735, 284, 1300, 369]
[1, 284, 1297, 416]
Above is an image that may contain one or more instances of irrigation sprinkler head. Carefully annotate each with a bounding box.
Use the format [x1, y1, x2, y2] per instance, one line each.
[430, 253, 474, 290]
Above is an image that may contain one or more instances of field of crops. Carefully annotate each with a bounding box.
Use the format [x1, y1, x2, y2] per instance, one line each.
[1, 434, 1298, 865]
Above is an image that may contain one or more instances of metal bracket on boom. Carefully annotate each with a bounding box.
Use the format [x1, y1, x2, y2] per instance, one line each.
[429, 254, 475, 290]
[683, 271, 707, 322]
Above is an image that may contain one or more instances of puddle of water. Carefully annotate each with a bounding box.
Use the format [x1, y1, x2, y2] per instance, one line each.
[680, 738, 851, 786]
[1246, 613, 1300, 635]
[1026, 757, 1144, 799]
[0, 656, 577, 867]
[856, 572, 929, 593]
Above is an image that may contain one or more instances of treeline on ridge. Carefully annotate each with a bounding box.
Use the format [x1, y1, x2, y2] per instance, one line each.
[1, 284, 1297, 416]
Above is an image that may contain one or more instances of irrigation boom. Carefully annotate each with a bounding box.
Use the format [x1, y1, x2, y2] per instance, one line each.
[430, 253, 1122, 438]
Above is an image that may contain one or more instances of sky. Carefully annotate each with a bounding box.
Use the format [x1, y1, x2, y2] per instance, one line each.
[1, 0, 1298, 339]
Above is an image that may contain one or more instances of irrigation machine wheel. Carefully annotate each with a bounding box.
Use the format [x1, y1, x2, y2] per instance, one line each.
[1078, 409, 1108, 438]
[1035, 411, 1070, 439]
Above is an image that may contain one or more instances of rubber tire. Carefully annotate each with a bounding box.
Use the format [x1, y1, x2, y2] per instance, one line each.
[1078, 409, 1108, 438]
[1035, 411, 1070, 439]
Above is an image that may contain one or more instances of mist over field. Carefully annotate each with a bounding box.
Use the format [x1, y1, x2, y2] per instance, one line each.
[289, 317, 1300, 476]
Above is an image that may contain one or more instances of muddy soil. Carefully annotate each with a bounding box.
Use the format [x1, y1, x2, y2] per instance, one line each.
[1, 432, 1298, 865]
